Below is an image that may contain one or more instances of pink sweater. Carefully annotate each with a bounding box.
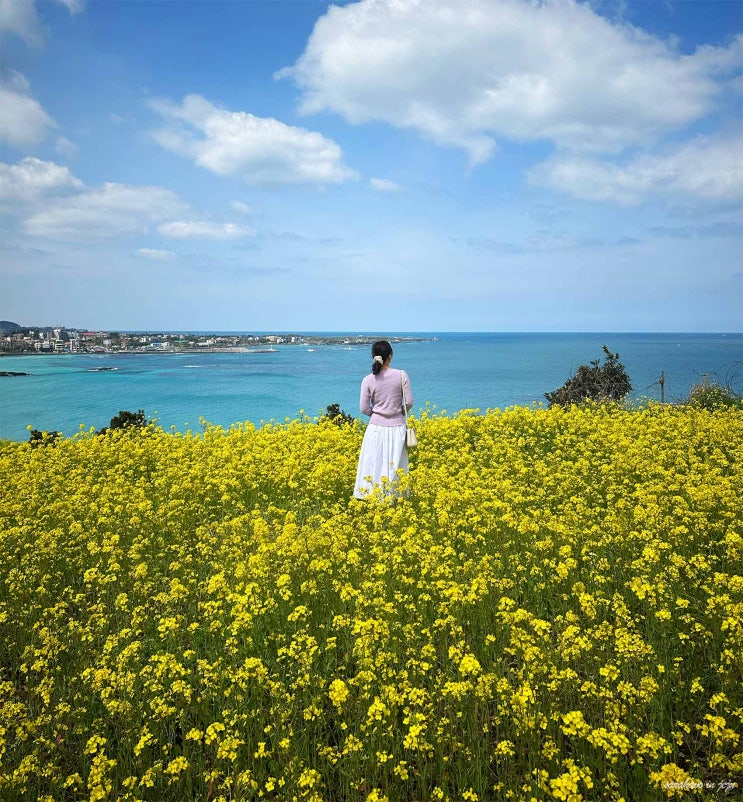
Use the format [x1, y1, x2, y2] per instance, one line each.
[359, 368, 414, 426]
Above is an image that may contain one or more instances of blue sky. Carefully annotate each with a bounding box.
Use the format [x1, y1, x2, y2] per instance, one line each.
[1, 0, 741, 332]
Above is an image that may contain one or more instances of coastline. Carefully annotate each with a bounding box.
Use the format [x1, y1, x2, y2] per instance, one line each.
[0, 347, 279, 357]
[0, 333, 431, 358]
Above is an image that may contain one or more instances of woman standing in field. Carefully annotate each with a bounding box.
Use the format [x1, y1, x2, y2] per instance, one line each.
[353, 340, 414, 499]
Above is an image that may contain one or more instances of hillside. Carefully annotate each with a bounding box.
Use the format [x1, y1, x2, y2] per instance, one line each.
[1, 405, 741, 800]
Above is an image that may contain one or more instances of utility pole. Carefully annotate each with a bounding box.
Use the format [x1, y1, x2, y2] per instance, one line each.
[659, 371, 665, 404]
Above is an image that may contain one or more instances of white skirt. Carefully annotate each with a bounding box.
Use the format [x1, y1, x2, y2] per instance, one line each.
[353, 423, 409, 499]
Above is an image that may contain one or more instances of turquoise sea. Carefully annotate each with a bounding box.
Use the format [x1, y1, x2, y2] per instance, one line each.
[1, 332, 741, 442]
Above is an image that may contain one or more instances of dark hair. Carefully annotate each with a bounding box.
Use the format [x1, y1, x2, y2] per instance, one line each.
[371, 340, 393, 375]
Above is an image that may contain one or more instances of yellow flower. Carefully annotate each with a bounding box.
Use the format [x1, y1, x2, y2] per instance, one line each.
[84, 735, 107, 756]
[561, 711, 590, 738]
[328, 678, 350, 708]
[2, 402, 741, 800]
[393, 760, 409, 780]
[649, 764, 702, 798]
[164, 756, 189, 777]
[298, 768, 322, 788]
[495, 740, 516, 757]
[458, 653, 482, 677]
[204, 722, 225, 745]
[216, 735, 242, 761]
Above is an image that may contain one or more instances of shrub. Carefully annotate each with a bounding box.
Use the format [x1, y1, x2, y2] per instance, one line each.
[686, 377, 742, 410]
[545, 345, 632, 407]
[97, 409, 149, 435]
[28, 428, 60, 447]
[321, 402, 356, 426]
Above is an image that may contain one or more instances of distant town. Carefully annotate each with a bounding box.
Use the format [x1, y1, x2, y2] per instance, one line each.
[0, 321, 424, 355]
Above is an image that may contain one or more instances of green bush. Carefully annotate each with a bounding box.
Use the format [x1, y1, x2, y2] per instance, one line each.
[686, 378, 742, 410]
[321, 402, 356, 427]
[97, 409, 150, 435]
[28, 428, 61, 448]
[545, 345, 632, 407]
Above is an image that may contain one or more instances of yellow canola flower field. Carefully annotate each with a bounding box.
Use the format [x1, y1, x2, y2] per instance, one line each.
[0, 403, 741, 802]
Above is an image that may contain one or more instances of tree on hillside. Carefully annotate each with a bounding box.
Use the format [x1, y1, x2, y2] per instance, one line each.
[545, 346, 632, 407]
[97, 409, 150, 435]
[29, 429, 60, 448]
[321, 403, 356, 427]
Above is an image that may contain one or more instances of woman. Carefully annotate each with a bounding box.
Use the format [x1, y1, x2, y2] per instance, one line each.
[353, 340, 414, 499]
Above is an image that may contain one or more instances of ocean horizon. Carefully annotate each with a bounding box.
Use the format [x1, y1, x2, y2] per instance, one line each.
[117, 329, 743, 336]
[2, 331, 741, 442]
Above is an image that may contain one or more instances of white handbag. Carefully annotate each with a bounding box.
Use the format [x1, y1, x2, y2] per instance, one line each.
[401, 373, 417, 448]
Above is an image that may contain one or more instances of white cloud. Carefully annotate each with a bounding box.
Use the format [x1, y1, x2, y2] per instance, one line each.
[0, 81, 54, 147]
[158, 220, 255, 240]
[231, 200, 252, 214]
[150, 94, 358, 186]
[281, 0, 743, 163]
[55, 0, 85, 14]
[370, 177, 402, 192]
[530, 134, 743, 206]
[55, 136, 78, 159]
[136, 248, 176, 261]
[1, 158, 243, 246]
[0, 157, 82, 202]
[0, 0, 84, 44]
[23, 182, 189, 240]
[0, 2, 85, 148]
[0, 0, 43, 45]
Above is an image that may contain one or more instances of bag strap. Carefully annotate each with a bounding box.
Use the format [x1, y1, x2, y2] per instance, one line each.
[401, 371, 409, 424]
